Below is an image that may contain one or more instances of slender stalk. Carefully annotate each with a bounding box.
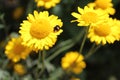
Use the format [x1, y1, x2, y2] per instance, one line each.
[47, 29, 85, 61]
[35, 51, 41, 79]
[79, 27, 89, 53]
[26, 0, 34, 15]
[85, 44, 101, 59]
[37, 51, 41, 69]
[85, 43, 96, 59]
[35, 50, 46, 79]
[46, 43, 74, 61]
[38, 51, 45, 76]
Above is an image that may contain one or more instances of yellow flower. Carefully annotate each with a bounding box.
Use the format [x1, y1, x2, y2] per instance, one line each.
[14, 64, 26, 76]
[19, 11, 63, 51]
[5, 37, 31, 62]
[112, 19, 120, 40]
[61, 51, 86, 74]
[88, 0, 115, 15]
[71, 6, 109, 26]
[88, 18, 120, 45]
[35, 0, 60, 9]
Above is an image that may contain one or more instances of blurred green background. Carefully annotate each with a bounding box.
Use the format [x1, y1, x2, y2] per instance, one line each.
[0, 0, 120, 80]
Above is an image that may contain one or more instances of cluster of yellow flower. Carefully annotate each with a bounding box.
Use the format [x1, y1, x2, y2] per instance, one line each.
[61, 0, 120, 76]
[71, 0, 120, 45]
[5, 10, 63, 75]
[5, 11, 63, 62]
[4, 0, 63, 76]
[4, 0, 119, 79]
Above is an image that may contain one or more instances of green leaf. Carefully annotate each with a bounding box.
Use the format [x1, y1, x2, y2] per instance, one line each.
[44, 61, 55, 72]
[0, 69, 11, 80]
[0, 24, 4, 29]
[48, 67, 64, 80]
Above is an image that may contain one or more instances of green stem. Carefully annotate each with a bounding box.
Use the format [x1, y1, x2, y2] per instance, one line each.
[35, 51, 45, 79]
[37, 51, 41, 69]
[85, 44, 101, 59]
[35, 51, 41, 79]
[46, 29, 85, 61]
[47, 42, 73, 61]
[38, 51, 45, 76]
[26, 0, 34, 15]
[79, 27, 89, 53]
[85, 43, 96, 59]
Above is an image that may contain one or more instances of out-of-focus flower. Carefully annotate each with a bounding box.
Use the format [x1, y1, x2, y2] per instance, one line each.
[71, 6, 109, 26]
[113, 19, 120, 39]
[88, 0, 115, 15]
[35, 0, 60, 9]
[12, 6, 24, 20]
[14, 63, 26, 76]
[61, 51, 86, 74]
[5, 37, 31, 62]
[88, 18, 120, 45]
[70, 77, 80, 80]
[19, 11, 63, 51]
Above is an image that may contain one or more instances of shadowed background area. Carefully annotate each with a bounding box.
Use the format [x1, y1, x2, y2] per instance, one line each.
[0, 0, 120, 80]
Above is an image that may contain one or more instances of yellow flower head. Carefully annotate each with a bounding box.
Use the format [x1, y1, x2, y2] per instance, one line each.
[88, 0, 115, 15]
[19, 11, 63, 51]
[61, 51, 86, 74]
[112, 19, 120, 40]
[88, 18, 120, 45]
[35, 0, 60, 9]
[14, 64, 26, 76]
[71, 6, 109, 26]
[5, 37, 31, 62]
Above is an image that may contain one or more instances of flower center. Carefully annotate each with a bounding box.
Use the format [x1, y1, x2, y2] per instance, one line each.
[94, 24, 111, 36]
[30, 19, 52, 39]
[95, 0, 110, 9]
[81, 12, 98, 24]
[44, 0, 51, 2]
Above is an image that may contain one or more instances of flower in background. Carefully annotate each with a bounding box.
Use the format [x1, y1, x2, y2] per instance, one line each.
[35, 0, 60, 9]
[88, 18, 120, 45]
[113, 19, 120, 39]
[19, 11, 63, 51]
[12, 6, 24, 20]
[88, 0, 115, 15]
[5, 37, 31, 62]
[14, 63, 26, 76]
[71, 6, 109, 26]
[61, 51, 86, 74]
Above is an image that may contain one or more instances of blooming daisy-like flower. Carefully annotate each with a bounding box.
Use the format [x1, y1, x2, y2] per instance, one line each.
[61, 51, 86, 74]
[14, 64, 26, 76]
[71, 6, 109, 26]
[5, 37, 31, 62]
[19, 11, 63, 51]
[111, 19, 120, 40]
[35, 0, 60, 9]
[87, 0, 115, 15]
[88, 18, 120, 45]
